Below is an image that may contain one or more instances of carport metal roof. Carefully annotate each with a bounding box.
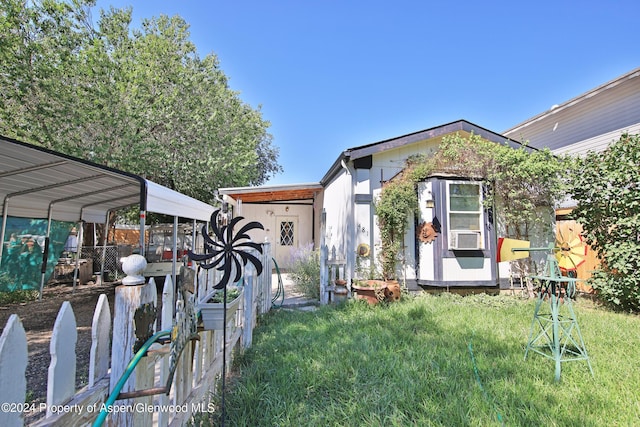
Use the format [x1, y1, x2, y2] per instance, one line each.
[1, 135, 216, 224]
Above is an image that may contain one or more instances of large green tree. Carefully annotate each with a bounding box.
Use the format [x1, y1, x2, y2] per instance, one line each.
[570, 133, 640, 312]
[0, 0, 281, 204]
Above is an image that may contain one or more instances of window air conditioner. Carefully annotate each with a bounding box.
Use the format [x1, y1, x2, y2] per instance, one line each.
[449, 231, 482, 250]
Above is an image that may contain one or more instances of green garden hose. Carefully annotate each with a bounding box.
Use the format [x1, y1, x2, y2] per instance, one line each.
[92, 329, 171, 427]
[271, 257, 285, 307]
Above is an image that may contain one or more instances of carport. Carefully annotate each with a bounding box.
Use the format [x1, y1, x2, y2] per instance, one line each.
[0, 135, 215, 297]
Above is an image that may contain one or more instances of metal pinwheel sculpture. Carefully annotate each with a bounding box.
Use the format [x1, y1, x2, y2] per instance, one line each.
[187, 209, 264, 426]
[188, 209, 264, 288]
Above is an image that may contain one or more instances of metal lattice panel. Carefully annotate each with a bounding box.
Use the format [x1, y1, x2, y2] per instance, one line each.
[280, 221, 294, 246]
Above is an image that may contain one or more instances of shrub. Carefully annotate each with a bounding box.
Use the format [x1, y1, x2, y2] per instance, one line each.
[288, 243, 320, 300]
[570, 133, 640, 312]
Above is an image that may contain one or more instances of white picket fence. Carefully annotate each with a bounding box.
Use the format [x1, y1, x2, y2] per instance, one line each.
[0, 245, 272, 427]
[319, 244, 348, 305]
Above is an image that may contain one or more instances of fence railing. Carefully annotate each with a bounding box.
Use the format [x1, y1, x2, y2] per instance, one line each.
[319, 244, 347, 305]
[0, 243, 272, 427]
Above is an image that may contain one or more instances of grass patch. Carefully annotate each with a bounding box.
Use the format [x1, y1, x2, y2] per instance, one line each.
[203, 293, 640, 426]
[0, 289, 40, 305]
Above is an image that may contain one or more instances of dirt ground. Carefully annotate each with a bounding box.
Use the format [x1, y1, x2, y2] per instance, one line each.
[0, 281, 117, 423]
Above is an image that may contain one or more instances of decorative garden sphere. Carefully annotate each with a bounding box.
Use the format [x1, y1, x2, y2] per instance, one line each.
[120, 254, 147, 286]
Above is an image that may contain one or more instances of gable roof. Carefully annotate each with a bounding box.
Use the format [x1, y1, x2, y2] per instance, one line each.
[0, 135, 215, 224]
[321, 119, 526, 185]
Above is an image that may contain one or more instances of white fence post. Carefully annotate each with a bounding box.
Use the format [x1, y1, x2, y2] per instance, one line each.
[157, 275, 174, 427]
[109, 280, 157, 426]
[89, 294, 111, 388]
[320, 244, 329, 305]
[262, 243, 272, 314]
[0, 314, 27, 427]
[47, 301, 77, 418]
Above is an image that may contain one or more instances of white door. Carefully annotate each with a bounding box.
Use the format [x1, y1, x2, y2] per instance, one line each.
[275, 216, 298, 268]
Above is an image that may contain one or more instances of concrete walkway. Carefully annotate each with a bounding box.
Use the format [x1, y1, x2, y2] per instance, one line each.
[271, 272, 318, 310]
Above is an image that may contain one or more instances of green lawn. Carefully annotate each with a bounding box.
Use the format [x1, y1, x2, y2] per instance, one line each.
[199, 293, 640, 426]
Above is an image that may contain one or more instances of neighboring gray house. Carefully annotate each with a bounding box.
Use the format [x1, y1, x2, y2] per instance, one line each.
[503, 67, 640, 156]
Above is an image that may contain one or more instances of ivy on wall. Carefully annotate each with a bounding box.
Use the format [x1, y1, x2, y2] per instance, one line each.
[374, 132, 572, 280]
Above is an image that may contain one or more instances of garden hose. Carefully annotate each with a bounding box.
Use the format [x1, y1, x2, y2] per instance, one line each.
[271, 257, 285, 307]
[92, 329, 171, 427]
[468, 334, 505, 426]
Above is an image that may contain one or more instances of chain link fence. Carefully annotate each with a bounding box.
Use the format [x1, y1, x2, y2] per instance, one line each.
[80, 245, 132, 281]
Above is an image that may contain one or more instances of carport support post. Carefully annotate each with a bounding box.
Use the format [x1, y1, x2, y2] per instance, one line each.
[0, 199, 8, 263]
[172, 216, 178, 289]
[38, 214, 54, 300]
[100, 211, 111, 282]
[139, 210, 146, 256]
[72, 221, 84, 292]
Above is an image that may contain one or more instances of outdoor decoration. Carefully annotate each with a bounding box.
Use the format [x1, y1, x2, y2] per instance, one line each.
[188, 210, 264, 288]
[166, 293, 199, 391]
[133, 303, 157, 353]
[356, 243, 370, 257]
[198, 286, 244, 330]
[352, 280, 388, 304]
[120, 254, 147, 286]
[188, 209, 264, 425]
[416, 221, 438, 244]
[554, 222, 588, 273]
[332, 279, 348, 304]
[497, 237, 593, 382]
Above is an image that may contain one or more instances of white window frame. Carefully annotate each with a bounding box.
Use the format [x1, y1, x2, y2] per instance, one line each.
[446, 181, 484, 250]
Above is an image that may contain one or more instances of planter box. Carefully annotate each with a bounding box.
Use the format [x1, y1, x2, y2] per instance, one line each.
[198, 287, 244, 330]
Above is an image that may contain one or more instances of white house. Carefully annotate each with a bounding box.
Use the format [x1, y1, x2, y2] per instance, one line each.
[220, 67, 640, 289]
[222, 120, 525, 290]
[319, 120, 527, 290]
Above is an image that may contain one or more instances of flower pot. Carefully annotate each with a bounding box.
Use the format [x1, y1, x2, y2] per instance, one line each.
[384, 280, 401, 301]
[198, 287, 244, 330]
[332, 280, 349, 304]
[352, 280, 387, 305]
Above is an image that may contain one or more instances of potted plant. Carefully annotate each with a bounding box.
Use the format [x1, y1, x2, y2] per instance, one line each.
[198, 286, 243, 330]
[371, 179, 417, 301]
[351, 278, 388, 304]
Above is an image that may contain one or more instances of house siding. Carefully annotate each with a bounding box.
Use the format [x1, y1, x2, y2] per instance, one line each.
[504, 68, 640, 155]
[417, 178, 497, 287]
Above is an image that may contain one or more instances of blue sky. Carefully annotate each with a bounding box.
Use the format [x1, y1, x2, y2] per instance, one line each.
[93, 0, 639, 186]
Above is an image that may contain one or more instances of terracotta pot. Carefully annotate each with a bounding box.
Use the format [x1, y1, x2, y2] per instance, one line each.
[384, 280, 401, 301]
[352, 281, 387, 305]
